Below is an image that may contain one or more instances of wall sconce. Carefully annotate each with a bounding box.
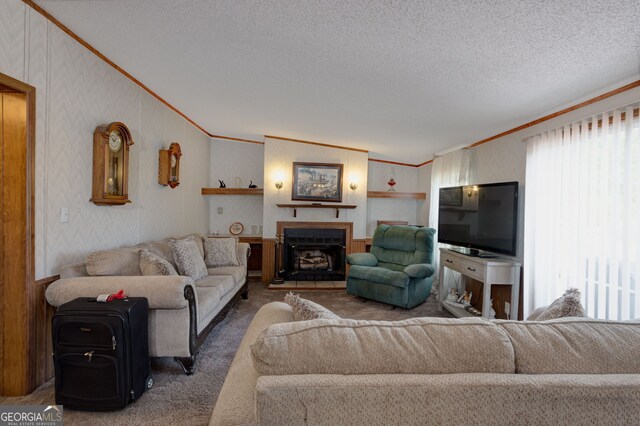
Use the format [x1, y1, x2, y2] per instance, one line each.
[349, 182, 358, 191]
[467, 185, 479, 198]
[273, 169, 285, 190]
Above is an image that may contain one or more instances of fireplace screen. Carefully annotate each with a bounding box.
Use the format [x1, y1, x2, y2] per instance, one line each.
[283, 228, 346, 281]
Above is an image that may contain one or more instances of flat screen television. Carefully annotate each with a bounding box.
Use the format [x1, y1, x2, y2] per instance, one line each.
[438, 181, 518, 256]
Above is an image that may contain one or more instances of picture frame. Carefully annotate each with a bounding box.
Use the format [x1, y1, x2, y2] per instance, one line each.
[439, 186, 463, 206]
[291, 162, 343, 202]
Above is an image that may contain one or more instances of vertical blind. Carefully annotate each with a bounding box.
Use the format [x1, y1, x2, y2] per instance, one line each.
[524, 104, 640, 320]
[428, 149, 471, 294]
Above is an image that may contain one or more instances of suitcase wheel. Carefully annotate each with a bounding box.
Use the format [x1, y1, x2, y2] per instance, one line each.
[146, 377, 153, 389]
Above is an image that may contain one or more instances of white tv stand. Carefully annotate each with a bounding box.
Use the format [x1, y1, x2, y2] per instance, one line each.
[439, 248, 521, 319]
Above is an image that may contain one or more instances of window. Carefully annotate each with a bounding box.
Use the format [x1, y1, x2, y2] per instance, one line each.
[524, 104, 640, 320]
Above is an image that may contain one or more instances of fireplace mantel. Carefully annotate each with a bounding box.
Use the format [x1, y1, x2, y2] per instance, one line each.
[276, 203, 356, 218]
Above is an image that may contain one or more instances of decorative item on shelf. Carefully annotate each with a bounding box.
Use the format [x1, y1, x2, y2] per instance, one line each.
[229, 222, 244, 235]
[446, 287, 459, 302]
[234, 177, 242, 188]
[218, 180, 226, 188]
[271, 232, 285, 285]
[158, 142, 182, 188]
[292, 162, 343, 202]
[387, 168, 397, 192]
[457, 290, 472, 306]
[90, 122, 134, 205]
[248, 180, 257, 188]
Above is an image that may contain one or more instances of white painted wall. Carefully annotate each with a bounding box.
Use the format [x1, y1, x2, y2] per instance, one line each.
[0, 1, 210, 278]
[209, 138, 264, 235]
[263, 137, 368, 239]
[366, 161, 421, 236]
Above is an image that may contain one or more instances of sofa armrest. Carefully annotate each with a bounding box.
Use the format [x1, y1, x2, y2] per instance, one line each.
[238, 242, 250, 267]
[403, 263, 435, 279]
[346, 253, 378, 266]
[45, 275, 195, 309]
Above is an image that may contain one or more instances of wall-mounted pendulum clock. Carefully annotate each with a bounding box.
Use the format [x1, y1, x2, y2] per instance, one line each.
[90, 122, 134, 205]
[158, 142, 182, 188]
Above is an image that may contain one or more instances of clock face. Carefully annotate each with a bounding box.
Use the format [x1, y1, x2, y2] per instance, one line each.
[109, 130, 123, 152]
[170, 154, 177, 168]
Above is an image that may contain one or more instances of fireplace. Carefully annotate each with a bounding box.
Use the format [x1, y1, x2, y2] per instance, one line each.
[283, 228, 346, 281]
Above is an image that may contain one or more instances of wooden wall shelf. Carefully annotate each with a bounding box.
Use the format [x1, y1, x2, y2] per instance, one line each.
[276, 203, 357, 218]
[201, 188, 264, 196]
[367, 191, 426, 199]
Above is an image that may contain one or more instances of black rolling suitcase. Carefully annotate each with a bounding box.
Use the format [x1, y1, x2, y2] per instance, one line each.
[52, 297, 153, 410]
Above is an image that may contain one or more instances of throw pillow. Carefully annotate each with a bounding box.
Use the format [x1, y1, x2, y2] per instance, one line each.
[139, 249, 178, 276]
[169, 237, 208, 280]
[204, 237, 240, 267]
[527, 288, 587, 321]
[284, 292, 340, 321]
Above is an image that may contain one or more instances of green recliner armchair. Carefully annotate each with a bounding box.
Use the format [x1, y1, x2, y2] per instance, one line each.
[346, 225, 436, 308]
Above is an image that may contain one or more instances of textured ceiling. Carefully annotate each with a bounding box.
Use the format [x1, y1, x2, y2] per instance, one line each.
[35, 0, 640, 163]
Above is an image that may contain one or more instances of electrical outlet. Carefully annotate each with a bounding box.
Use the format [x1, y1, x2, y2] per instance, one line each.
[505, 301, 511, 315]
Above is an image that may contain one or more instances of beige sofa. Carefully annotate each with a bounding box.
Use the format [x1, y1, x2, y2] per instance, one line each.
[45, 234, 249, 374]
[210, 302, 640, 425]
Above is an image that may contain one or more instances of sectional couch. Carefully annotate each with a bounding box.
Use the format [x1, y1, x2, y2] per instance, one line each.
[210, 302, 640, 425]
[45, 234, 249, 374]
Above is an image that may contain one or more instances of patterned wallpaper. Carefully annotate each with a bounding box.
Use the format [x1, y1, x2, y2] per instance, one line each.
[0, 1, 210, 278]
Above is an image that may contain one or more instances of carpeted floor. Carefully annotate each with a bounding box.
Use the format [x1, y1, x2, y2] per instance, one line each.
[0, 280, 452, 425]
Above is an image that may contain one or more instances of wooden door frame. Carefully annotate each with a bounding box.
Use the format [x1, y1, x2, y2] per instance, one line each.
[0, 72, 36, 396]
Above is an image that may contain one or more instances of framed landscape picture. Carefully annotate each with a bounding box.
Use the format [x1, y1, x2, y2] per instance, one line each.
[292, 162, 343, 202]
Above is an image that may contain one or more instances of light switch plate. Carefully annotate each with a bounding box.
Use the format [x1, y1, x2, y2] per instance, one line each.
[61, 208, 69, 223]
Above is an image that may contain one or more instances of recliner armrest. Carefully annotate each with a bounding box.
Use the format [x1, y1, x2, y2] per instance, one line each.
[403, 263, 435, 279]
[347, 253, 378, 267]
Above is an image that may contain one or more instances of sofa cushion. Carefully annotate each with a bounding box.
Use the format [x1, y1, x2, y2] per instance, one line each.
[284, 293, 340, 321]
[527, 288, 586, 321]
[497, 318, 640, 374]
[139, 249, 178, 276]
[169, 238, 208, 280]
[178, 233, 205, 258]
[251, 317, 515, 376]
[348, 265, 409, 288]
[207, 266, 246, 286]
[204, 237, 240, 267]
[59, 261, 88, 278]
[86, 247, 142, 276]
[196, 286, 222, 333]
[196, 275, 235, 297]
[136, 239, 177, 269]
